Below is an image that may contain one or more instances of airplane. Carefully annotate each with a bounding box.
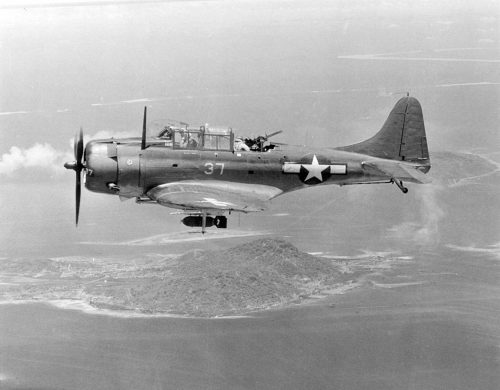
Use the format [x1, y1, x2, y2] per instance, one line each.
[64, 96, 431, 233]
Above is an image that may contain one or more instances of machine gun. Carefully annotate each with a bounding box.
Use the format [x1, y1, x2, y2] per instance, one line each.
[242, 130, 283, 152]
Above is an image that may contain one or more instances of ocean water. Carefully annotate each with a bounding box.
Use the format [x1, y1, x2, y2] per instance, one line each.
[0, 247, 499, 390]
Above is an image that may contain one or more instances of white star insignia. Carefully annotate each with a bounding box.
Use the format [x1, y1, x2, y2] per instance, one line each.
[302, 155, 330, 182]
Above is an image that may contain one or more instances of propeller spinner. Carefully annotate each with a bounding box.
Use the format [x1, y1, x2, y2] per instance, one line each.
[64, 128, 85, 225]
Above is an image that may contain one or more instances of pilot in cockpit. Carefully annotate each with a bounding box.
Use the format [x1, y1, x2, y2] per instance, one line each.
[188, 136, 198, 148]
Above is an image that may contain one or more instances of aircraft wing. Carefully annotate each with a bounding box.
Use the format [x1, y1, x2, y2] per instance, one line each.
[146, 180, 283, 212]
[362, 159, 432, 184]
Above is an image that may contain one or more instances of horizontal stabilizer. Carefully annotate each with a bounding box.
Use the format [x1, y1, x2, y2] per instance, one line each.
[362, 159, 432, 184]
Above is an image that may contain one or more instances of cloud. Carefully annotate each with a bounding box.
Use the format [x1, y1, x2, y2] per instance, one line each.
[480, 16, 497, 24]
[1, 130, 139, 179]
[435, 81, 500, 88]
[0, 143, 72, 177]
[0, 110, 30, 116]
[436, 20, 454, 26]
[338, 51, 500, 63]
[386, 184, 445, 246]
[446, 243, 500, 260]
[478, 38, 495, 44]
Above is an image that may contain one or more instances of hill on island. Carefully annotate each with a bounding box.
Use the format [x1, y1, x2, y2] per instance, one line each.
[84, 238, 351, 316]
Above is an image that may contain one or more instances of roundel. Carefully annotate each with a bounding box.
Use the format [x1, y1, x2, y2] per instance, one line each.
[298, 154, 331, 185]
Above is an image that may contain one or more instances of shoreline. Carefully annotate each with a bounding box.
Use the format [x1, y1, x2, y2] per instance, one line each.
[0, 278, 364, 320]
[0, 299, 251, 319]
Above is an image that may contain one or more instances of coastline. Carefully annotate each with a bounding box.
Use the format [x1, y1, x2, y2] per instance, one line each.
[0, 277, 363, 319]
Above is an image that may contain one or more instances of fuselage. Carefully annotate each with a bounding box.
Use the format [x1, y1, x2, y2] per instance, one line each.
[84, 137, 395, 199]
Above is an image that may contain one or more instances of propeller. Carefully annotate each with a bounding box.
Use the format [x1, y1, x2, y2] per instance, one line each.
[64, 127, 85, 226]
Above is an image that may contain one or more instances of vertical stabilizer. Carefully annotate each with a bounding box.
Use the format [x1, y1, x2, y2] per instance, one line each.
[337, 97, 430, 167]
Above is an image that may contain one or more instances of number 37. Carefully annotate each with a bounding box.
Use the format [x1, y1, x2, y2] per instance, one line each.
[204, 162, 225, 175]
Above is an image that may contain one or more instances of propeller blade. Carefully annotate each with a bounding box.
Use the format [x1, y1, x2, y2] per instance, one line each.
[75, 170, 81, 226]
[141, 106, 147, 150]
[73, 131, 78, 161]
[76, 127, 84, 165]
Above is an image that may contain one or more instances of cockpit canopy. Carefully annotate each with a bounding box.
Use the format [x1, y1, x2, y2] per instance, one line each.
[154, 124, 234, 152]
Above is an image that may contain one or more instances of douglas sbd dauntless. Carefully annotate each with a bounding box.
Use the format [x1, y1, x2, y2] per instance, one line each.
[65, 96, 431, 233]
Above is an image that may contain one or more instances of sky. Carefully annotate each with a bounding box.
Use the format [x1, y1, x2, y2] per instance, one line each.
[0, 0, 498, 257]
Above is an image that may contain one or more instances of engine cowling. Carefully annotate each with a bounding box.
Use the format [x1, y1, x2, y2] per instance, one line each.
[84, 141, 118, 195]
